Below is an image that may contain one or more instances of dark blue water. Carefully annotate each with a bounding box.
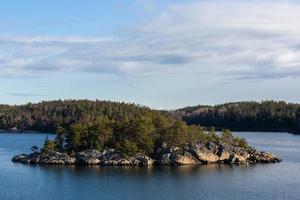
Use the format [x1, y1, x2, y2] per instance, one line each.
[1, 132, 300, 200]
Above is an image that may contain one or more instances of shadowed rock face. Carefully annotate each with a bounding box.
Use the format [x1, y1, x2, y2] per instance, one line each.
[11, 142, 281, 166]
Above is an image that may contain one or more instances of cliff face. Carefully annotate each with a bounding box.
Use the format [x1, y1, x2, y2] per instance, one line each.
[12, 142, 281, 166]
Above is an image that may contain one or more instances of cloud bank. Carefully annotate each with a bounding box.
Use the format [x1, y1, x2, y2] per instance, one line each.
[1, 1, 300, 80]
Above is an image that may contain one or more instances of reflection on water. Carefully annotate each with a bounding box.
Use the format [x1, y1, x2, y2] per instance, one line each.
[38, 164, 260, 177]
[1, 132, 300, 200]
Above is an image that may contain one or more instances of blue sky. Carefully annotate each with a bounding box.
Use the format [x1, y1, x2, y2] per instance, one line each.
[1, 0, 300, 109]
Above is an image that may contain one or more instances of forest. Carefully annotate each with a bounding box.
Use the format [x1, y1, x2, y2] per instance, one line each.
[172, 101, 300, 134]
[0, 100, 156, 132]
[0, 100, 248, 154]
[1, 100, 300, 135]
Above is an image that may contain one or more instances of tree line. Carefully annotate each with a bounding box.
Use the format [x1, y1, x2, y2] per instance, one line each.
[171, 101, 300, 133]
[0, 99, 247, 155]
[0, 100, 157, 132]
[43, 117, 247, 155]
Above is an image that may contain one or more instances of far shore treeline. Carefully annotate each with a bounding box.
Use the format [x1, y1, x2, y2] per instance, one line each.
[172, 101, 300, 134]
[0, 100, 299, 134]
[1, 99, 298, 155]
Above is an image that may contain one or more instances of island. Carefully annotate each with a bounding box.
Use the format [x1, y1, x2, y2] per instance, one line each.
[11, 100, 281, 166]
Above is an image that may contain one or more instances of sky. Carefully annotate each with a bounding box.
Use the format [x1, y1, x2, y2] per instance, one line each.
[1, 0, 300, 109]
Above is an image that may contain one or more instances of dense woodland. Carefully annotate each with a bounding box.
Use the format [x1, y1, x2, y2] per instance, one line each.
[0, 100, 156, 132]
[0, 100, 247, 154]
[1, 99, 300, 154]
[172, 101, 300, 133]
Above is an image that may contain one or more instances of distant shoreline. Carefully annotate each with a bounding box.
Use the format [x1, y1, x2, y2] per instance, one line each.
[0, 100, 299, 135]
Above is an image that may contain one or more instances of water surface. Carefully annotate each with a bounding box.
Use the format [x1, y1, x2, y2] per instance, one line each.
[0, 132, 300, 200]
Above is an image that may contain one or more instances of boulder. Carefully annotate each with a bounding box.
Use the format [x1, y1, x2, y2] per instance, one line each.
[19, 152, 40, 164]
[75, 150, 102, 165]
[101, 160, 118, 166]
[11, 154, 27, 162]
[156, 148, 200, 165]
[247, 150, 281, 163]
[218, 151, 231, 162]
[227, 154, 247, 164]
[127, 155, 154, 166]
[116, 158, 131, 166]
[134, 155, 154, 166]
[39, 152, 75, 165]
[76, 156, 100, 165]
[205, 142, 218, 154]
[216, 145, 249, 163]
[169, 151, 200, 165]
[190, 145, 219, 163]
[100, 152, 123, 166]
[156, 153, 172, 165]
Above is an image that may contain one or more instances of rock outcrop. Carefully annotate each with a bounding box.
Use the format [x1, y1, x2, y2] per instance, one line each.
[75, 149, 102, 165]
[12, 152, 40, 164]
[12, 152, 75, 165]
[12, 149, 154, 166]
[155, 147, 200, 165]
[12, 142, 281, 166]
[40, 152, 75, 165]
[189, 144, 219, 163]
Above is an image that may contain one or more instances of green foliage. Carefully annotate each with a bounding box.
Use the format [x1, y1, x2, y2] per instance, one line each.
[0, 99, 252, 155]
[124, 115, 154, 154]
[119, 139, 139, 156]
[221, 129, 234, 144]
[0, 100, 156, 132]
[164, 121, 189, 147]
[55, 126, 66, 152]
[66, 123, 84, 152]
[234, 136, 249, 148]
[66, 118, 113, 152]
[30, 101, 230, 155]
[207, 127, 220, 143]
[220, 129, 249, 148]
[62, 112, 200, 155]
[187, 125, 206, 145]
[41, 136, 56, 153]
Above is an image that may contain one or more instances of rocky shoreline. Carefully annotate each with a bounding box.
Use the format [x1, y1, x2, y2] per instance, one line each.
[12, 142, 281, 166]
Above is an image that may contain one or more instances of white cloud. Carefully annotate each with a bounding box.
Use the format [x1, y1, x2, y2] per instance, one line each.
[1, 0, 300, 80]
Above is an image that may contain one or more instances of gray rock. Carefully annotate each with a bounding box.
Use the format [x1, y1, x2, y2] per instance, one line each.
[156, 148, 200, 165]
[156, 153, 172, 165]
[116, 158, 131, 166]
[75, 150, 102, 165]
[11, 154, 27, 162]
[247, 150, 281, 163]
[19, 152, 40, 164]
[11, 143, 282, 166]
[133, 155, 154, 166]
[39, 152, 75, 165]
[169, 151, 200, 165]
[190, 145, 219, 163]
[227, 154, 247, 164]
